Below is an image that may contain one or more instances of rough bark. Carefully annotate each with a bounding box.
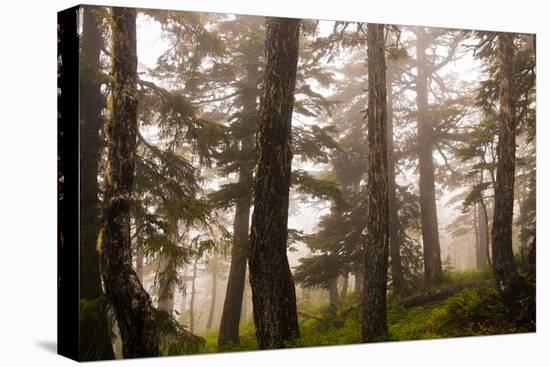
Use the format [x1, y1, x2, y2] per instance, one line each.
[415, 28, 443, 284]
[218, 64, 259, 346]
[206, 262, 218, 330]
[362, 23, 390, 342]
[491, 32, 521, 303]
[387, 74, 403, 296]
[248, 17, 301, 350]
[79, 6, 115, 361]
[99, 8, 159, 358]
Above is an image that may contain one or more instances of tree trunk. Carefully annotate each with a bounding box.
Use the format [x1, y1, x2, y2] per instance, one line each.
[206, 263, 218, 330]
[248, 17, 301, 350]
[387, 72, 403, 297]
[341, 273, 349, 298]
[79, 6, 115, 361]
[157, 255, 176, 315]
[189, 259, 198, 333]
[415, 28, 443, 284]
[491, 32, 521, 303]
[354, 271, 364, 294]
[135, 242, 144, 282]
[477, 200, 489, 268]
[99, 8, 159, 358]
[218, 64, 259, 347]
[328, 278, 341, 305]
[474, 203, 481, 268]
[362, 23, 390, 342]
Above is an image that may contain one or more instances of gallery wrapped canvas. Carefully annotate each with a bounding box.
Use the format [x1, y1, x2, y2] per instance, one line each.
[57, 3, 536, 362]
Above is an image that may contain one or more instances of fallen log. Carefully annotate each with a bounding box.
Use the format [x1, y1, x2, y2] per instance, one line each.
[398, 280, 492, 308]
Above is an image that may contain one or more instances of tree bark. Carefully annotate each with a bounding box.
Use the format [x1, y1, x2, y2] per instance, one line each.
[79, 6, 115, 361]
[415, 28, 443, 284]
[248, 17, 301, 350]
[491, 32, 521, 303]
[362, 23, 390, 343]
[218, 64, 259, 346]
[387, 72, 403, 296]
[99, 8, 159, 358]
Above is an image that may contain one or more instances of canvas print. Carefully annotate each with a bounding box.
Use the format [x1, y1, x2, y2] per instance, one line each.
[57, 4, 536, 361]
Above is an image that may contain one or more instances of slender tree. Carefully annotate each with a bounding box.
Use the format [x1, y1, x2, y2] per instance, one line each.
[78, 6, 115, 361]
[491, 32, 521, 302]
[218, 63, 260, 346]
[248, 17, 301, 349]
[362, 23, 390, 342]
[99, 7, 159, 358]
[386, 65, 403, 296]
[415, 28, 443, 283]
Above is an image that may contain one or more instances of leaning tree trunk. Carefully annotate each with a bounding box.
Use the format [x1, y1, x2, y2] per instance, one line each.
[362, 23, 390, 343]
[99, 8, 159, 358]
[218, 64, 259, 347]
[491, 32, 521, 303]
[248, 17, 301, 350]
[79, 6, 115, 361]
[386, 73, 403, 297]
[415, 28, 443, 284]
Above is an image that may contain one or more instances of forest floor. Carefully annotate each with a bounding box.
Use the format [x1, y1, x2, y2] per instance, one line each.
[198, 269, 535, 354]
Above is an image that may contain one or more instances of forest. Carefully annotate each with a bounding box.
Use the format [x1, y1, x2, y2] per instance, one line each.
[57, 5, 536, 360]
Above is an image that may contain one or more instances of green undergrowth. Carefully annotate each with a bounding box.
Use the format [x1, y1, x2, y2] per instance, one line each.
[189, 269, 532, 355]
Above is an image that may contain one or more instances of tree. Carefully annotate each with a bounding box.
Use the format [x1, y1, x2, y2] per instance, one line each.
[491, 32, 521, 302]
[415, 28, 444, 283]
[248, 17, 301, 349]
[98, 8, 159, 358]
[362, 23, 390, 342]
[78, 6, 115, 361]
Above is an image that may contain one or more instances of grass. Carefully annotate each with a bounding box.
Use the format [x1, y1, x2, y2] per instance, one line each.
[176, 269, 532, 355]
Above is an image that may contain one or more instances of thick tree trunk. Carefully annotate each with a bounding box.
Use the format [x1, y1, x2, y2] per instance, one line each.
[218, 64, 259, 346]
[387, 74, 403, 297]
[79, 6, 115, 361]
[248, 17, 301, 350]
[415, 28, 443, 284]
[491, 32, 521, 303]
[362, 23, 390, 343]
[99, 8, 159, 358]
[328, 278, 341, 305]
[206, 263, 218, 330]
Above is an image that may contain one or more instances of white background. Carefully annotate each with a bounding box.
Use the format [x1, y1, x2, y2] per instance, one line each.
[0, 0, 547, 365]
